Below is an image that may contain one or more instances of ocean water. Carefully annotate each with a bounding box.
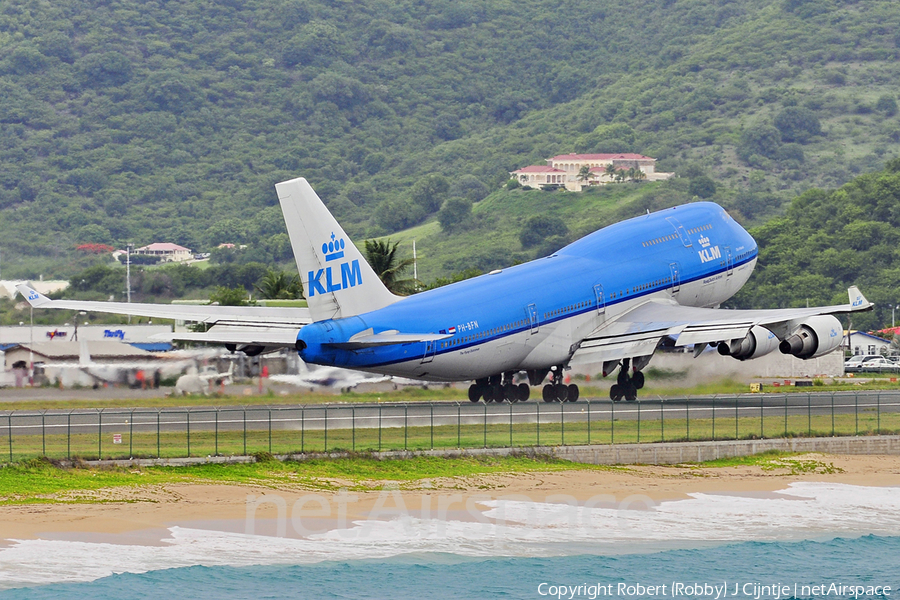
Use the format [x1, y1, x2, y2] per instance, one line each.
[1, 482, 898, 599]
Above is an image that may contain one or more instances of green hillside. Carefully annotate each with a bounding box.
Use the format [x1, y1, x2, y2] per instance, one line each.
[1, 0, 899, 282]
[728, 159, 900, 331]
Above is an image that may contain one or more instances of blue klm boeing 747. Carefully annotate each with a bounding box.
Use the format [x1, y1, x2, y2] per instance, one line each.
[18, 177, 872, 402]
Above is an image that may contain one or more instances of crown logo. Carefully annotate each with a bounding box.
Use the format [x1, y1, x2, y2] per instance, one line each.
[698, 235, 711, 248]
[322, 232, 345, 262]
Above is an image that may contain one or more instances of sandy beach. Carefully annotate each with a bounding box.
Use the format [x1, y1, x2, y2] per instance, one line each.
[2, 453, 900, 546]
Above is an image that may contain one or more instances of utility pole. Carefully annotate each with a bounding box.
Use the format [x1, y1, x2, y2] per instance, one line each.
[126, 242, 133, 324]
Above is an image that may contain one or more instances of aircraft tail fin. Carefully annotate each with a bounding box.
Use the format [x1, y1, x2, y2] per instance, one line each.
[848, 286, 872, 310]
[275, 177, 400, 321]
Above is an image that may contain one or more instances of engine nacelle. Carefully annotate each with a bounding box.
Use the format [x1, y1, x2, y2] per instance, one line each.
[779, 315, 843, 359]
[717, 325, 780, 361]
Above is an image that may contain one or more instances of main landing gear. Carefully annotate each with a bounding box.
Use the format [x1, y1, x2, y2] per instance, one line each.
[608, 358, 644, 402]
[541, 366, 579, 403]
[468, 374, 530, 403]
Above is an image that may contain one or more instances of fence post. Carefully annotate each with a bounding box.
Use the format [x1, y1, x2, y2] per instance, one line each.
[98, 410, 102, 460]
[323, 406, 328, 453]
[660, 400, 665, 442]
[855, 392, 859, 435]
[215, 409, 219, 457]
[269, 409, 273, 454]
[877, 392, 881, 433]
[431, 403, 434, 450]
[404, 404, 409, 451]
[686, 399, 690, 441]
[587, 400, 591, 445]
[352, 407, 356, 452]
[610, 399, 614, 445]
[734, 397, 739, 440]
[457, 403, 461, 449]
[243, 409, 247, 456]
[807, 393, 811, 436]
[482, 402, 487, 449]
[377, 405, 381, 451]
[537, 401, 541, 446]
[7, 413, 12, 462]
[157, 411, 161, 459]
[760, 395, 764, 439]
[711, 396, 716, 441]
[129, 409, 134, 458]
[509, 401, 513, 448]
[784, 394, 788, 437]
[187, 410, 191, 458]
[67, 411, 71, 459]
[41, 411, 46, 457]
[560, 400, 565, 446]
[301, 406, 305, 453]
[831, 392, 835, 436]
[637, 399, 640, 443]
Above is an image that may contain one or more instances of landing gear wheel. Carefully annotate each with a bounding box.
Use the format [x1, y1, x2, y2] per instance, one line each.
[624, 385, 638, 402]
[468, 384, 481, 403]
[566, 384, 579, 402]
[542, 385, 554, 402]
[554, 384, 568, 402]
[617, 368, 630, 386]
[609, 384, 623, 402]
[503, 383, 516, 402]
[517, 383, 530, 402]
[632, 371, 645, 390]
[491, 384, 504, 402]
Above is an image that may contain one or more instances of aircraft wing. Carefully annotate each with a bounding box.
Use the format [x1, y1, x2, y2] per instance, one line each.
[572, 286, 872, 365]
[16, 284, 310, 349]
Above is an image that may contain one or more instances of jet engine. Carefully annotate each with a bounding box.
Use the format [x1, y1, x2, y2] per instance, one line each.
[717, 325, 780, 361]
[778, 315, 843, 359]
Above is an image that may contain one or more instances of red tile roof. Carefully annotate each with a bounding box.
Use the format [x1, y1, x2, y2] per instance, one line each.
[548, 153, 654, 161]
[137, 243, 192, 252]
[512, 165, 567, 173]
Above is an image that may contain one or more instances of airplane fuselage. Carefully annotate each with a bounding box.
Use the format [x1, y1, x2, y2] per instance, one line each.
[299, 202, 758, 381]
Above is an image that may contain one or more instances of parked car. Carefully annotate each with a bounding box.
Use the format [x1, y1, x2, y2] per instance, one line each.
[858, 358, 900, 373]
[844, 355, 883, 372]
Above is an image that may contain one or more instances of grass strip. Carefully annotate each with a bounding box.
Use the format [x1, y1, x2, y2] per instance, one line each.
[0, 454, 590, 505]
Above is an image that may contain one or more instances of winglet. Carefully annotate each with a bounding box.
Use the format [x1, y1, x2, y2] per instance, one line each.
[848, 286, 872, 310]
[16, 284, 52, 307]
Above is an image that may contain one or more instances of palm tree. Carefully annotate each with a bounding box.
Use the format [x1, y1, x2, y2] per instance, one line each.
[628, 166, 646, 182]
[576, 165, 593, 185]
[364, 239, 419, 295]
[603, 163, 618, 182]
[255, 268, 304, 299]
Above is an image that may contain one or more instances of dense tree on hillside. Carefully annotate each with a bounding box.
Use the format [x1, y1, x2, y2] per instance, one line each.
[729, 159, 900, 331]
[519, 216, 569, 250]
[1, 0, 900, 284]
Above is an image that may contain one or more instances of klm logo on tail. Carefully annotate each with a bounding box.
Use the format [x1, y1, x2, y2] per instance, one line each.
[308, 232, 363, 296]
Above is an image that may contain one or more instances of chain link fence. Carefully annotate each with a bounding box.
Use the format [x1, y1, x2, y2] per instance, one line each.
[2, 391, 899, 462]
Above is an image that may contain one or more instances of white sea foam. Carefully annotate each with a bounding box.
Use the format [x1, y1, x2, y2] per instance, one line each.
[1, 482, 898, 590]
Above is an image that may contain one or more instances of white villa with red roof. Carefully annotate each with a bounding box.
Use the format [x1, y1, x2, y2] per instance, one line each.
[511, 153, 674, 191]
[133, 242, 193, 263]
